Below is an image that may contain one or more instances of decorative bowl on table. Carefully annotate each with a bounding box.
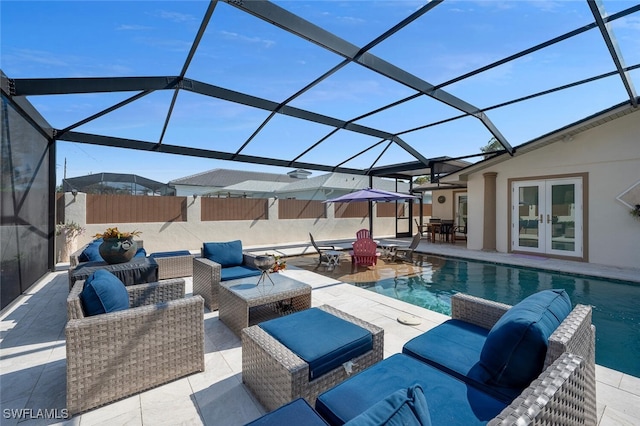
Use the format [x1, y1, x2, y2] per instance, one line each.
[254, 255, 276, 286]
[254, 255, 275, 272]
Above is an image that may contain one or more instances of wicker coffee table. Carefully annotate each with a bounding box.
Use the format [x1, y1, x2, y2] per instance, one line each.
[219, 273, 312, 336]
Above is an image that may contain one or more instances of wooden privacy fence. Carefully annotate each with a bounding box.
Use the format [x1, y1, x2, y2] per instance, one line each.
[279, 199, 326, 219]
[73, 194, 432, 225]
[201, 198, 268, 221]
[86, 194, 187, 224]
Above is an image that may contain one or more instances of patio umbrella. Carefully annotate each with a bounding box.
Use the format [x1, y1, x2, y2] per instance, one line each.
[323, 188, 417, 236]
[323, 188, 417, 203]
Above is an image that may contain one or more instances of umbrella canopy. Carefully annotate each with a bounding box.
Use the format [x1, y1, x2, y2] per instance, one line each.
[323, 188, 417, 237]
[323, 188, 417, 203]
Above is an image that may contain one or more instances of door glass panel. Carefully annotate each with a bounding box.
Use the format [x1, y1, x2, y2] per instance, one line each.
[550, 183, 575, 252]
[518, 186, 540, 248]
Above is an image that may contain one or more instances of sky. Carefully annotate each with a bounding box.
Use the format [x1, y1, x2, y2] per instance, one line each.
[2, 0, 639, 185]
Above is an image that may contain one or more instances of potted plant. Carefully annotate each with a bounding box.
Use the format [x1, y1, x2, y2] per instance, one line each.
[56, 221, 86, 262]
[93, 227, 142, 264]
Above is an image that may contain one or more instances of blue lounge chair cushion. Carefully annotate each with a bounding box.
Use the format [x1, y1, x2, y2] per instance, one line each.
[480, 289, 572, 388]
[78, 238, 103, 262]
[402, 319, 520, 402]
[80, 269, 129, 316]
[315, 353, 507, 425]
[259, 307, 373, 380]
[149, 250, 192, 258]
[344, 384, 431, 426]
[220, 265, 261, 281]
[203, 240, 243, 267]
[245, 398, 329, 426]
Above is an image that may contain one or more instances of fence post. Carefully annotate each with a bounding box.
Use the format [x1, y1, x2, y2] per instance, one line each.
[188, 195, 201, 223]
[268, 198, 278, 221]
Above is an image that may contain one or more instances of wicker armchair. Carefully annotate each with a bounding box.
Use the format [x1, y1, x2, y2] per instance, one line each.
[450, 293, 597, 425]
[65, 278, 205, 415]
[193, 250, 258, 311]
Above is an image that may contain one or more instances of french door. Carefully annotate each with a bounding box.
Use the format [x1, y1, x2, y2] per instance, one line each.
[512, 177, 582, 257]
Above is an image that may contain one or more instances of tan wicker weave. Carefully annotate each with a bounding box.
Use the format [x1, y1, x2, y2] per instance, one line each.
[193, 252, 258, 311]
[242, 304, 384, 412]
[154, 253, 194, 279]
[450, 293, 597, 426]
[219, 273, 312, 336]
[65, 278, 205, 415]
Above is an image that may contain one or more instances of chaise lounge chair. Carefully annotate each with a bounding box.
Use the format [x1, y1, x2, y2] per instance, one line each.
[393, 232, 422, 262]
[309, 233, 343, 267]
[248, 289, 596, 425]
[316, 289, 596, 425]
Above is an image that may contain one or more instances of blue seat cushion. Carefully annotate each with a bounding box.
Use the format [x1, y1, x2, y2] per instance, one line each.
[480, 289, 572, 388]
[203, 240, 243, 267]
[259, 308, 373, 380]
[149, 250, 191, 258]
[402, 319, 520, 403]
[344, 384, 431, 426]
[78, 238, 103, 262]
[80, 269, 129, 316]
[220, 265, 261, 281]
[246, 398, 328, 426]
[316, 353, 507, 426]
[134, 247, 147, 258]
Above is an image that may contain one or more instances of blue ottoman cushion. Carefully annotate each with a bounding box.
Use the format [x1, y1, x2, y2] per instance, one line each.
[345, 384, 431, 426]
[78, 238, 103, 262]
[245, 398, 328, 426]
[259, 307, 373, 380]
[80, 269, 129, 316]
[220, 265, 261, 281]
[316, 354, 507, 425]
[203, 240, 243, 267]
[150, 250, 192, 258]
[480, 289, 572, 388]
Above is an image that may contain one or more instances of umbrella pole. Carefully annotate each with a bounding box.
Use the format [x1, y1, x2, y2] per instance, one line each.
[368, 200, 373, 236]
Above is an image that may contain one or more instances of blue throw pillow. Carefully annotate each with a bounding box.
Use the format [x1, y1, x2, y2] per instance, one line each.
[78, 238, 104, 262]
[134, 247, 147, 258]
[203, 240, 243, 267]
[80, 269, 129, 316]
[344, 385, 431, 426]
[479, 289, 572, 388]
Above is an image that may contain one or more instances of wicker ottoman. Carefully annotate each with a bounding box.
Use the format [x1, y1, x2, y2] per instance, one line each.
[149, 250, 194, 280]
[242, 305, 384, 412]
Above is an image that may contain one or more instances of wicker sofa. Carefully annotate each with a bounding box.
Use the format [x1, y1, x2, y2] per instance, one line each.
[250, 291, 596, 425]
[66, 278, 205, 415]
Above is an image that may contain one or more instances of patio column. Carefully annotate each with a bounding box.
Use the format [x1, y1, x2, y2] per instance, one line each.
[483, 172, 497, 251]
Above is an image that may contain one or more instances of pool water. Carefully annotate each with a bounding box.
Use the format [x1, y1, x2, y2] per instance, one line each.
[347, 255, 640, 378]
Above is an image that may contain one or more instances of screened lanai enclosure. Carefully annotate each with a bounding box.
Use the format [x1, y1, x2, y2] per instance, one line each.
[1, 0, 639, 308]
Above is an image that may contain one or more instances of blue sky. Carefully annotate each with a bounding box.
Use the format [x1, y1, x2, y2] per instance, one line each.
[2, 0, 639, 185]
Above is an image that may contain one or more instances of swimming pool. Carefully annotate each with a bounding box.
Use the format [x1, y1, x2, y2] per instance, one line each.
[347, 255, 640, 378]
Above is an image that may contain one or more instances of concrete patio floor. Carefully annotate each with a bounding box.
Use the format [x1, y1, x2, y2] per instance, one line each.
[2, 240, 639, 425]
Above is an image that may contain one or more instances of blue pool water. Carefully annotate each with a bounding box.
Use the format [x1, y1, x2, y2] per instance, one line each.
[347, 255, 640, 378]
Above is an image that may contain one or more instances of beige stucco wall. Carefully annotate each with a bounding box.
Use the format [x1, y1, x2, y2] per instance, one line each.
[63, 197, 398, 255]
[462, 110, 640, 269]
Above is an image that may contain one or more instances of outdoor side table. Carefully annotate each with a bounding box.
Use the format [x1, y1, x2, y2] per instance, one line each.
[325, 251, 342, 270]
[378, 243, 399, 260]
[149, 250, 194, 279]
[218, 273, 312, 337]
[69, 256, 159, 290]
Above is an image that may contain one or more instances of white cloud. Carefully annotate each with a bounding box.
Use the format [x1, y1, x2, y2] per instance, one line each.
[219, 30, 276, 49]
